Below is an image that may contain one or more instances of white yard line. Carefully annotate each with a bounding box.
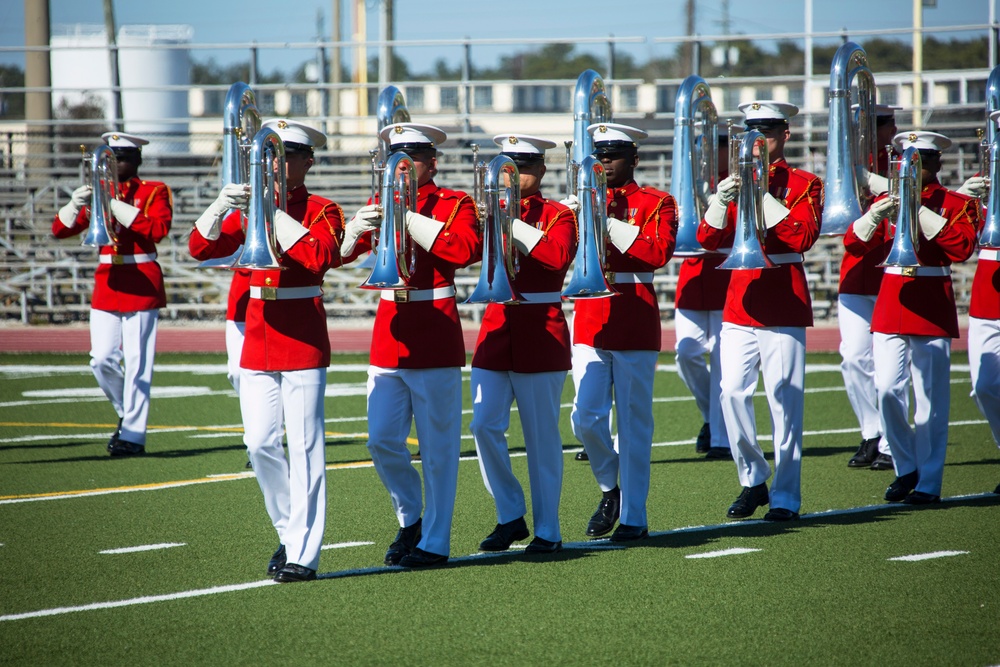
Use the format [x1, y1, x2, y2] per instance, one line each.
[321, 541, 375, 550]
[887, 550, 970, 562]
[100, 543, 186, 555]
[686, 547, 762, 559]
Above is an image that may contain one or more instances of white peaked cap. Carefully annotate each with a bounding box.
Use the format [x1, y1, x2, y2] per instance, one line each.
[262, 119, 327, 149]
[892, 130, 952, 152]
[739, 100, 799, 123]
[586, 122, 648, 144]
[379, 122, 448, 149]
[101, 131, 148, 149]
[493, 133, 557, 156]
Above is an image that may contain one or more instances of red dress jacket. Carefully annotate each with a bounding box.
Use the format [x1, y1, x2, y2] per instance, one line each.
[188, 211, 251, 323]
[572, 181, 678, 351]
[697, 158, 822, 328]
[353, 181, 481, 369]
[971, 189, 1000, 320]
[675, 253, 731, 311]
[472, 192, 576, 373]
[844, 181, 978, 337]
[201, 185, 347, 371]
[51, 176, 172, 312]
[839, 149, 896, 296]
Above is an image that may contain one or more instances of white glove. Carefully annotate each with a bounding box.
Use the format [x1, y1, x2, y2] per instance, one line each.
[851, 197, 897, 242]
[109, 198, 140, 228]
[703, 197, 728, 230]
[404, 210, 444, 251]
[341, 204, 382, 256]
[511, 218, 544, 255]
[273, 208, 308, 252]
[559, 194, 580, 214]
[58, 184, 92, 228]
[606, 216, 641, 253]
[918, 205, 947, 240]
[957, 175, 988, 199]
[867, 172, 889, 196]
[716, 176, 740, 205]
[195, 183, 249, 240]
[762, 192, 790, 229]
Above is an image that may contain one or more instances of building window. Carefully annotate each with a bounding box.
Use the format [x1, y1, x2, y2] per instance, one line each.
[967, 79, 986, 104]
[788, 87, 804, 108]
[657, 85, 678, 113]
[754, 86, 773, 101]
[877, 86, 898, 106]
[513, 85, 569, 113]
[473, 85, 493, 111]
[290, 92, 307, 116]
[203, 89, 224, 116]
[257, 92, 275, 115]
[618, 86, 638, 113]
[405, 86, 424, 111]
[440, 86, 459, 110]
[722, 86, 740, 113]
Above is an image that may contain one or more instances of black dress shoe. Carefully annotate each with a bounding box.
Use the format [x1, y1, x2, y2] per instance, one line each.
[524, 537, 562, 554]
[726, 483, 769, 519]
[705, 446, 732, 460]
[763, 507, 799, 521]
[870, 453, 894, 471]
[902, 491, 940, 505]
[274, 563, 316, 583]
[848, 437, 880, 468]
[399, 547, 448, 568]
[586, 489, 620, 537]
[885, 471, 919, 502]
[610, 524, 648, 542]
[108, 439, 145, 457]
[994, 482, 1000, 495]
[267, 544, 286, 576]
[479, 517, 530, 551]
[385, 519, 422, 566]
[106, 418, 123, 452]
[575, 450, 589, 461]
[695, 423, 711, 454]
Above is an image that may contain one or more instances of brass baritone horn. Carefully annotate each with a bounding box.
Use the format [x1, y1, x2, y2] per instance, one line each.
[563, 155, 617, 298]
[719, 130, 776, 271]
[466, 155, 523, 304]
[234, 127, 287, 271]
[198, 82, 261, 269]
[82, 145, 120, 248]
[359, 151, 418, 290]
[671, 75, 719, 255]
[879, 146, 922, 269]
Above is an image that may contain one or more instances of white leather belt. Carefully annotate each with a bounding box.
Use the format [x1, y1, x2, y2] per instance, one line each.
[885, 266, 951, 277]
[767, 253, 803, 265]
[98, 252, 156, 265]
[380, 286, 456, 303]
[609, 272, 653, 284]
[518, 291, 563, 304]
[979, 248, 1000, 261]
[249, 285, 323, 301]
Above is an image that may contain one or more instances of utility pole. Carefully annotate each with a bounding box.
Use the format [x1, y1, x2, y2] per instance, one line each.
[24, 0, 52, 172]
[102, 0, 123, 128]
[913, 0, 924, 127]
[379, 0, 393, 85]
[330, 0, 341, 144]
[354, 0, 367, 117]
[681, 0, 695, 75]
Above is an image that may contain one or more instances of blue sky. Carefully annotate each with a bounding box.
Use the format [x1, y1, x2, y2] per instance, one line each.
[0, 0, 992, 74]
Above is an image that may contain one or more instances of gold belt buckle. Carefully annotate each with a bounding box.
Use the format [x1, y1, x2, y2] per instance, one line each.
[393, 290, 410, 303]
[901, 267, 917, 278]
[260, 286, 278, 300]
[605, 271, 615, 284]
[111, 255, 124, 265]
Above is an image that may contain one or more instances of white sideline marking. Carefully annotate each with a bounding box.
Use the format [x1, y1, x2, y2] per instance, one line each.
[686, 547, 761, 559]
[22, 387, 214, 399]
[888, 550, 969, 562]
[321, 541, 375, 550]
[100, 543, 186, 555]
[0, 579, 277, 622]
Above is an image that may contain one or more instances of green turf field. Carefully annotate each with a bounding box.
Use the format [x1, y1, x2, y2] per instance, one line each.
[1, 351, 998, 666]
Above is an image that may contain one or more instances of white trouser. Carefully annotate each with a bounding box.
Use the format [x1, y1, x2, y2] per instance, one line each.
[471, 368, 566, 543]
[89, 308, 159, 445]
[366, 366, 462, 557]
[873, 333, 951, 496]
[674, 308, 728, 449]
[240, 367, 327, 571]
[719, 323, 805, 513]
[225, 319, 245, 395]
[968, 317, 1000, 448]
[571, 344, 658, 528]
[838, 294, 890, 454]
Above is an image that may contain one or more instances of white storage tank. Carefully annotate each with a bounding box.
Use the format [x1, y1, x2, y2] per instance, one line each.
[50, 24, 193, 155]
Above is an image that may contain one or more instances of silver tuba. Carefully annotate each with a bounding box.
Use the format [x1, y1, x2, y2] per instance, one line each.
[234, 127, 287, 270]
[466, 155, 522, 304]
[198, 82, 261, 269]
[671, 75, 719, 255]
[979, 64, 1000, 249]
[719, 130, 775, 271]
[82, 145, 120, 248]
[879, 146, 922, 269]
[563, 155, 616, 298]
[566, 69, 612, 194]
[822, 41, 878, 236]
[359, 151, 418, 290]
